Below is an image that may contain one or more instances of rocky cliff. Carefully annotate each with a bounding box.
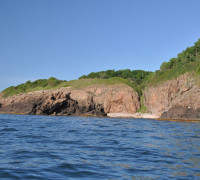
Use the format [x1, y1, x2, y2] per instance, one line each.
[144, 73, 200, 120]
[1, 73, 200, 120]
[0, 84, 140, 116]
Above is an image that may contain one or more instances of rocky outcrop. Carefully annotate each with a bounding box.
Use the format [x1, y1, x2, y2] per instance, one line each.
[0, 84, 140, 116]
[70, 85, 139, 114]
[161, 106, 200, 120]
[0, 90, 81, 115]
[144, 73, 200, 120]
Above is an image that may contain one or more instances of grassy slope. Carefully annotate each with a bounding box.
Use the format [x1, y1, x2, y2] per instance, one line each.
[1, 77, 135, 97]
[148, 59, 200, 87]
[68, 77, 134, 88]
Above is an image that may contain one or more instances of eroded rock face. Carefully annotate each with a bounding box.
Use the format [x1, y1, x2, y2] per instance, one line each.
[144, 73, 200, 120]
[70, 85, 140, 114]
[0, 84, 140, 116]
[0, 90, 80, 115]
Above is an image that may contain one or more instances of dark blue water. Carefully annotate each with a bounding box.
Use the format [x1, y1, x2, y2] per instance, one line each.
[0, 114, 199, 179]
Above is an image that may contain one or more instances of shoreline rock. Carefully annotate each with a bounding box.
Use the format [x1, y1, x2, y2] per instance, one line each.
[0, 84, 140, 117]
[1, 111, 199, 122]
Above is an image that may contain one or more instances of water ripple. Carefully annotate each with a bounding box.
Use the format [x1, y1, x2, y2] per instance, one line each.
[1, 128, 18, 132]
[0, 114, 199, 179]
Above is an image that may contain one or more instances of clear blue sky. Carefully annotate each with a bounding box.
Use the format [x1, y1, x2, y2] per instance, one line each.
[0, 0, 200, 91]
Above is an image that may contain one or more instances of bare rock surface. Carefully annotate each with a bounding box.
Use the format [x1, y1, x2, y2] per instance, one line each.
[0, 84, 140, 116]
[144, 73, 200, 120]
[70, 85, 140, 114]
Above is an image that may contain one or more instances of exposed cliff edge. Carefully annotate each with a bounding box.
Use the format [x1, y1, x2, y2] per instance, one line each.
[144, 73, 200, 120]
[0, 84, 140, 116]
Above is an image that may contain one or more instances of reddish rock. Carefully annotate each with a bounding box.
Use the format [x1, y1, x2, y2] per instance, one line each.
[71, 84, 140, 114]
[144, 73, 200, 120]
[0, 84, 140, 116]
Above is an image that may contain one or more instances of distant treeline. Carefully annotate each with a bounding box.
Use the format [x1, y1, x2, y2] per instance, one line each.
[79, 69, 153, 85]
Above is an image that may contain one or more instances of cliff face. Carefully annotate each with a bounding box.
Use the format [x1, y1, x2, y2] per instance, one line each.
[0, 84, 140, 116]
[2, 73, 199, 120]
[144, 73, 200, 120]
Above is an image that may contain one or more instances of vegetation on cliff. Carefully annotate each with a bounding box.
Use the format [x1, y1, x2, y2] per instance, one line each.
[78, 38, 200, 91]
[79, 69, 152, 83]
[2, 77, 68, 97]
[2, 76, 138, 97]
[149, 39, 200, 86]
[79, 69, 153, 96]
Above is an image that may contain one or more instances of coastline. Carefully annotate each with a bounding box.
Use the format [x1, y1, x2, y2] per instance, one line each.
[1, 112, 200, 122]
[107, 113, 200, 122]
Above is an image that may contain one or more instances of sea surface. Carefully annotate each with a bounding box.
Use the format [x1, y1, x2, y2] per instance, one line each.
[0, 114, 199, 179]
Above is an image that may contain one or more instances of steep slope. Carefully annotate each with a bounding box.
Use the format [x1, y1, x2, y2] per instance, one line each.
[144, 72, 200, 120]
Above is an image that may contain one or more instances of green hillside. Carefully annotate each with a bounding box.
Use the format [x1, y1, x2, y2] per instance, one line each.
[79, 69, 153, 95]
[1, 76, 139, 97]
[2, 77, 68, 97]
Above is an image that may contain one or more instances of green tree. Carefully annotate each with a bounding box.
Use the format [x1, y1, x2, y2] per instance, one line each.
[160, 62, 169, 72]
[87, 72, 98, 78]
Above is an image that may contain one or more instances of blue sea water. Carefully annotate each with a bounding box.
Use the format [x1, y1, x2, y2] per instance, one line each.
[0, 114, 199, 179]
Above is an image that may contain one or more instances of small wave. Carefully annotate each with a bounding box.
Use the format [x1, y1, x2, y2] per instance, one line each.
[71, 170, 101, 178]
[1, 128, 17, 132]
[0, 170, 20, 179]
[17, 135, 47, 139]
[111, 140, 119, 145]
[56, 139, 83, 145]
[57, 163, 77, 170]
[68, 129, 77, 133]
